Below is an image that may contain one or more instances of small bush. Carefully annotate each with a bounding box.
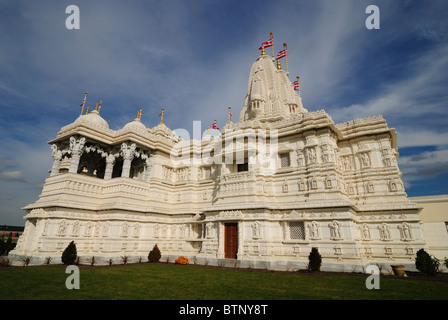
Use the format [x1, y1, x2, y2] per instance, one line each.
[121, 255, 130, 264]
[308, 247, 322, 272]
[21, 256, 32, 267]
[61, 241, 77, 265]
[415, 249, 439, 275]
[148, 244, 161, 263]
[175, 256, 189, 265]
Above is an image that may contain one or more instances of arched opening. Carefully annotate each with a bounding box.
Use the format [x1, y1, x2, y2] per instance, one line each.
[77, 151, 106, 179]
[112, 157, 123, 178]
[130, 157, 146, 180]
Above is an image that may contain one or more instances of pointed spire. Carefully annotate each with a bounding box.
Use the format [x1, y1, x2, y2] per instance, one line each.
[85, 107, 89, 115]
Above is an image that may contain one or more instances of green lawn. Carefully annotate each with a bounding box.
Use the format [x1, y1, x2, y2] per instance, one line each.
[1, 263, 447, 300]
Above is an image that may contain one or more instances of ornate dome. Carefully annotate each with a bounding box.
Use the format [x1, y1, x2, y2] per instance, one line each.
[73, 110, 109, 130]
[151, 122, 179, 142]
[122, 117, 147, 133]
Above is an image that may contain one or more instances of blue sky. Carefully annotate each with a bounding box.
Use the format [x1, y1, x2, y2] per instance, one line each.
[0, 0, 447, 226]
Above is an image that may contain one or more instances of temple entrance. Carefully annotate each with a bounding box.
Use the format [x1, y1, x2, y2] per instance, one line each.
[224, 223, 238, 259]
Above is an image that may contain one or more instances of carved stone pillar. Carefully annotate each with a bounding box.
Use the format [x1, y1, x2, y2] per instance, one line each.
[50, 144, 63, 176]
[68, 136, 86, 173]
[143, 154, 153, 182]
[120, 142, 136, 178]
[103, 154, 116, 180]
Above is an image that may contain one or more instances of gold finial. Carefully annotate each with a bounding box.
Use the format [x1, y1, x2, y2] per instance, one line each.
[269, 32, 274, 58]
[261, 46, 265, 56]
[277, 59, 281, 70]
[95, 103, 98, 111]
[85, 107, 89, 115]
[228, 107, 232, 122]
[207, 127, 210, 135]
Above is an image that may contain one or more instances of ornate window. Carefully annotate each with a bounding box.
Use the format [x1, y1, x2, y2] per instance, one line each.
[289, 221, 305, 240]
[280, 152, 290, 168]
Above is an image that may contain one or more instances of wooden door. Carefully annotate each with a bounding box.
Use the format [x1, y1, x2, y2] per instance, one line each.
[225, 223, 238, 259]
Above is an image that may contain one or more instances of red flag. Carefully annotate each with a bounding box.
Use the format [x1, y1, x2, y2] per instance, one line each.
[80, 92, 88, 107]
[293, 80, 299, 91]
[258, 40, 273, 50]
[275, 49, 286, 60]
[212, 121, 219, 130]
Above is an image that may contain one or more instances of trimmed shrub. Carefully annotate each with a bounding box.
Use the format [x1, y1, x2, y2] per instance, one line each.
[415, 249, 439, 275]
[61, 241, 77, 265]
[175, 256, 189, 265]
[148, 244, 161, 263]
[308, 247, 322, 272]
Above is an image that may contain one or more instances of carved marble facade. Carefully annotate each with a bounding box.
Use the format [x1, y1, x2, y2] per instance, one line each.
[11, 52, 431, 272]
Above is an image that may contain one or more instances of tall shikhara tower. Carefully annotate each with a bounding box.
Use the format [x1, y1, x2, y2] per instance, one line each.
[11, 37, 427, 272]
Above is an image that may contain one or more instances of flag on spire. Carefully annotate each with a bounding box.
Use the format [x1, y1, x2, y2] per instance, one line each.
[294, 76, 301, 96]
[293, 79, 299, 90]
[259, 37, 273, 56]
[98, 100, 102, 112]
[80, 91, 88, 115]
[159, 108, 165, 123]
[258, 39, 273, 50]
[138, 108, 142, 119]
[212, 120, 219, 130]
[80, 92, 88, 107]
[275, 48, 286, 60]
[228, 107, 232, 122]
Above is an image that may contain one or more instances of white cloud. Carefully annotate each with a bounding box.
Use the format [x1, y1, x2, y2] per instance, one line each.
[398, 147, 448, 190]
[396, 129, 448, 148]
[0, 170, 26, 182]
[332, 43, 448, 124]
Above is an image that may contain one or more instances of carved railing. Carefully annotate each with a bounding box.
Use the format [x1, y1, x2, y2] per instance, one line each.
[216, 171, 256, 197]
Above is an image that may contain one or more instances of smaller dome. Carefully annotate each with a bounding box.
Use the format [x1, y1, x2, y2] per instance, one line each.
[151, 122, 179, 142]
[122, 117, 147, 132]
[74, 110, 109, 130]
